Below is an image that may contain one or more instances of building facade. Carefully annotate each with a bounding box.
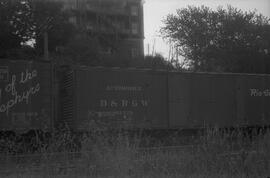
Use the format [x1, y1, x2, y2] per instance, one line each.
[51, 0, 144, 59]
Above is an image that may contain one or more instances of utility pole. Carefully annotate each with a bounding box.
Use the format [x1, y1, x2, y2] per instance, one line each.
[43, 17, 53, 61]
[147, 43, 149, 56]
[44, 31, 49, 61]
[264, 49, 268, 74]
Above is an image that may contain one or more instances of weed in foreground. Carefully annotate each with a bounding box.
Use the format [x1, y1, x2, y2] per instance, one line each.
[0, 128, 270, 177]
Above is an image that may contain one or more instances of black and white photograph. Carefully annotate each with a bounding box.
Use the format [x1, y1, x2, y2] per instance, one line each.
[0, 0, 270, 177]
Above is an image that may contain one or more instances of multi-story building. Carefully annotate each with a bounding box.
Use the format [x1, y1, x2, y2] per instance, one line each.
[51, 0, 144, 59]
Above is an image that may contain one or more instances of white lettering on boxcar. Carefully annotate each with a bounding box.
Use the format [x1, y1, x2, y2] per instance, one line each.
[88, 110, 134, 119]
[0, 69, 40, 116]
[11, 109, 49, 127]
[20, 69, 37, 84]
[100, 99, 149, 108]
[106, 85, 142, 91]
[250, 89, 270, 97]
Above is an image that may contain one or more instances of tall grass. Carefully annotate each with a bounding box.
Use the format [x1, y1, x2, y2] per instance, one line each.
[0, 128, 270, 178]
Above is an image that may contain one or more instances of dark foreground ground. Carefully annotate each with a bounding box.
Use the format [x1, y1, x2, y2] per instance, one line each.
[0, 129, 269, 178]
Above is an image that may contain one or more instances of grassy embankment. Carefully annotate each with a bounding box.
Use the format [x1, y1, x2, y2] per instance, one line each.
[0, 128, 269, 178]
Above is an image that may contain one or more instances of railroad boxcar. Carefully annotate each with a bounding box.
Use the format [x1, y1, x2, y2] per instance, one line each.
[0, 59, 55, 133]
[60, 66, 270, 131]
[1, 60, 269, 133]
[168, 72, 270, 129]
[59, 66, 169, 131]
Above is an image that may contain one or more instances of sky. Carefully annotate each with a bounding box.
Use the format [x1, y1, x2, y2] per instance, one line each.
[143, 0, 270, 58]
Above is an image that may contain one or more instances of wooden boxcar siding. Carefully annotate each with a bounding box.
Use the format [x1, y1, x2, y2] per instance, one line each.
[169, 73, 270, 128]
[0, 60, 53, 132]
[236, 75, 270, 126]
[73, 67, 168, 131]
[59, 66, 270, 131]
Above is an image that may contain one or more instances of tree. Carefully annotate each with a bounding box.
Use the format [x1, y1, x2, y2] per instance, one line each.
[0, 0, 34, 58]
[128, 54, 179, 70]
[0, 0, 75, 59]
[31, 0, 76, 55]
[161, 5, 270, 73]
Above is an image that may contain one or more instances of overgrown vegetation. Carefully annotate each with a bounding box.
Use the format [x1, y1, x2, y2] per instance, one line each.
[0, 0, 75, 59]
[161, 5, 270, 73]
[0, 128, 269, 177]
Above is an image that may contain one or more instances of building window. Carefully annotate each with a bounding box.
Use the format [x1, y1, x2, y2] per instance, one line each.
[100, 47, 113, 55]
[63, 1, 76, 10]
[131, 48, 139, 58]
[131, 22, 139, 35]
[68, 16, 77, 25]
[131, 5, 139, 16]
